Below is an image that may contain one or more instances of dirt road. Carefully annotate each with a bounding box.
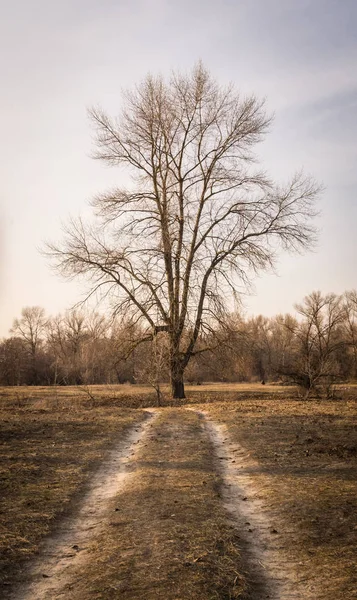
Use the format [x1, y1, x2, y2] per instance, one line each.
[7, 408, 320, 600]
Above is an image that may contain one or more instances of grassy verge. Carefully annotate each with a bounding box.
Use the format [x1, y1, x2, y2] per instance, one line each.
[67, 409, 245, 600]
[0, 393, 145, 589]
[203, 398, 357, 600]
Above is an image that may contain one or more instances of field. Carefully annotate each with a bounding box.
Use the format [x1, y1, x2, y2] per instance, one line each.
[0, 384, 356, 599]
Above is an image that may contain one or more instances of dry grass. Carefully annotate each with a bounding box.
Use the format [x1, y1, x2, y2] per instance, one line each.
[1, 382, 354, 411]
[0, 385, 159, 410]
[203, 397, 357, 600]
[67, 409, 245, 600]
[0, 382, 298, 411]
[0, 392, 145, 588]
[1, 383, 356, 598]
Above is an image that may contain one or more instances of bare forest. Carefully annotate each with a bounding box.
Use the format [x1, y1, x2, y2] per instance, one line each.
[2, 289, 357, 397]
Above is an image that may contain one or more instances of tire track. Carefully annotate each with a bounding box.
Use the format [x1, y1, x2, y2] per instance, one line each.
[9, 410, 157, 600]
[199, 410, 305, 600]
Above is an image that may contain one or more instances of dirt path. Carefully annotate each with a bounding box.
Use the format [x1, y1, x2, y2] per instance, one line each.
[7, 407, 315, 599]
[8, 410, 156, 600]
[59, 408, 245, 599]
[201, 410, 307, 600]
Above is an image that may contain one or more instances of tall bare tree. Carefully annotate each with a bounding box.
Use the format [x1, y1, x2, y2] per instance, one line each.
[48, 64, 320, 398]
[11, 306, 48, 385]
[283, 291, 346, 396]
[11, 306, 47, 358]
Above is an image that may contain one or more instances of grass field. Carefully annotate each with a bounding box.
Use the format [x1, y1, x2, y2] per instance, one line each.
[0, 383, 356, 598]
[0, 381, 300, 408]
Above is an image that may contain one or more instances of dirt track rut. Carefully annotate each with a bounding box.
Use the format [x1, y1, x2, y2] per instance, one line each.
[8, 411, 156, 600]
[201, 411, 305, 600]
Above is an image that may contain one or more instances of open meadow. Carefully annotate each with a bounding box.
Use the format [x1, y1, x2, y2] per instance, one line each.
[0, 383, 356, 599]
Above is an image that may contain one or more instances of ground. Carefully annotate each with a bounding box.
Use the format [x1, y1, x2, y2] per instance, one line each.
[0, 384, 356, 599]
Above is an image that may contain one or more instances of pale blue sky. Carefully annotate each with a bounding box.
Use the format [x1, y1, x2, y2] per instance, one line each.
[1, 0, 357, 335]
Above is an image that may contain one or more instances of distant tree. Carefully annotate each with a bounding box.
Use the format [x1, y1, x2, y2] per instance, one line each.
[82, 312, 110, 383]
[47, 63, 320, 398]
[136, 332, 169, 405]
[46, 309, 110, 385]
[11, 307, 47, 384]
[197, 313, 250, 382]
[63, 310, 88, 384]
[245, 315, 272, 382]
[342, 290, 357, 378]
[11, 307, 47, 358]
[283, 291, 346, 396]
[0, 337, 28, 385]
[269, 313, 298, 379]
[106, 318, 142, 384]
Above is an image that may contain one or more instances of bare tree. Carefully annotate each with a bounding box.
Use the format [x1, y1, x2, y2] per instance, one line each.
[343, 290, 357, 378]
[46, 310, 91, 384]
[11, 306, 47, 358]
[136, 331, 169, 405]
[11, 307, 47, 384]
[245, 315, 272, 383]
[0, 337, 28, 385]
[47, 64, 320, 398]
[269, 313, 298, 379]
[283, 291, 346, 397]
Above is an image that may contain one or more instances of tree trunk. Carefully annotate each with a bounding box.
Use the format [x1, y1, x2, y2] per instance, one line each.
[171, 374, 185, 399]
[170, 352, 186, 399]
[169, 336, 186, 399]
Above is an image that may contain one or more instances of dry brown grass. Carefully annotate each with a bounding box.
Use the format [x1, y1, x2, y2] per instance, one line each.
[0, 385, 158, 410]
[1, 383, 356, 598]
[0, 392, 145, 588]
[203, 397, 357, 600]
[0, 382, 298, 411]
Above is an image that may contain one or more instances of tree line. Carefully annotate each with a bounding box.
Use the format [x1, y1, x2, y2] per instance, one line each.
[1, 289, 357, 396]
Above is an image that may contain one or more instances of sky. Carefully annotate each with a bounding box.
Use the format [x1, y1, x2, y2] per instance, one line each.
[1, 0, 357, 335]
